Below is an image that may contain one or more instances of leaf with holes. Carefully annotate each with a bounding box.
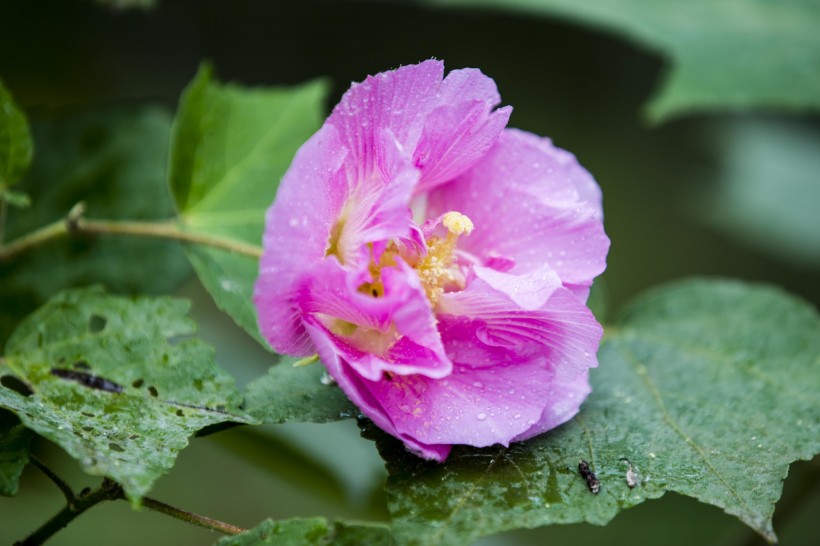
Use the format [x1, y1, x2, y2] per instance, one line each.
[243, 357, 358, 424]
[0, 286, 252, 503]
[0, 78, 33, 188]
[215, 517, 395, 546]
[427, 0, 820, 121]
[0, 409, 32, 496]
[169, 64, 328, 347]
[367, 279, 820, 546]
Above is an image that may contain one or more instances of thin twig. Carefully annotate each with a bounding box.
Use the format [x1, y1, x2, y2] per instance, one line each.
[0, 202, 263, 262]
[139, 496, 247, 536]
[29, 456, 75, 503]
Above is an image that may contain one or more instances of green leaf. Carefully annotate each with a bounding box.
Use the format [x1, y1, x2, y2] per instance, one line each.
[216, 517, 395, 546]
[0, 105, 191, 344]
[169, 64, 328, 348]
[427, 0, 820, 121]
[0, 287, 251, 502]
[368, 279, 820, 545]
[0, 79, 33, 188]
[243, 358, 358, 424]
[698, 118, 820, 269]
[0, 409, 32, 496]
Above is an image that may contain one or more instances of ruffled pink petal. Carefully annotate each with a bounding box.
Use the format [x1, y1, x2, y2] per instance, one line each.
[437, 266, 602, 381]
[361, 266, 602, 447]
[329, 61, 510, 196]
[412, 67, 511, 193]
[413, 101, 511, 194]
[364, 354, 556, 447]
[332, 132, 420, 266]
[254, 125, 349, 355]
[327, 60, 445, 181]
[438, 68, 502, 108]
[298, 258, 451, 381]
[512, 369, 591, 443]
[254, 125, 420, 353]
[304, 319, 452, 461]
[426, 128, 609, 293]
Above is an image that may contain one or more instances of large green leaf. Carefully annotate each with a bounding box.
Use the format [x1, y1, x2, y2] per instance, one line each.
[0, 409, 32, 496]
[427, 0, 820, 121]
[243, 358, 358, 424]
[169, 64, 328, 347]
[215, 517, 395, 546]
[0, 105, 191, 344]
[0, 78, 33, 188]
[367, 279, 819, 545]
[0, 287, 251, 502]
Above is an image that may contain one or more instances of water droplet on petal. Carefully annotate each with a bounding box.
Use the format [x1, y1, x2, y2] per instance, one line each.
[472, 381, 484, 389]
[513, 414, 521, 419]
[477, 413, 487, 421]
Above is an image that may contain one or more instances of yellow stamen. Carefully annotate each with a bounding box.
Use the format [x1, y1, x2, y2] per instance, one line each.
[416, 211, 474, 305]
[442, 211, 474, 236]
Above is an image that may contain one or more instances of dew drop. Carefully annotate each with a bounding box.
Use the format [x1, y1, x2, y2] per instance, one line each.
[476, 413, 487, 421]
[513, 414, 521, 420]
[508, 388, 516, 395]
[472, 381, 484, 389]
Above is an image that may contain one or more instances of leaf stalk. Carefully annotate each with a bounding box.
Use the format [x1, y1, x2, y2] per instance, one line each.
[0, 202, 263, 262]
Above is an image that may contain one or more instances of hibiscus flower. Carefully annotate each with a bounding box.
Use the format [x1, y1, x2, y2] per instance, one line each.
[254, 60, 609, 461]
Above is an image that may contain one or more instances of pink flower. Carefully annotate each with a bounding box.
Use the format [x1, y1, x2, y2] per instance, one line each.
[254, 60, 609, 461]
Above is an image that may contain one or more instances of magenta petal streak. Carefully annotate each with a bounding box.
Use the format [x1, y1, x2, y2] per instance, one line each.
[254, 60, 610, 461]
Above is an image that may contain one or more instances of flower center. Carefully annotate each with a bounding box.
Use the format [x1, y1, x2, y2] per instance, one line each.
[355, 211, 474, 306]
[415, 211, 474, 305]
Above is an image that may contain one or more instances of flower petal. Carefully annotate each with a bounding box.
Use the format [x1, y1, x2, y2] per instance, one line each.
[254, 125, 349, 355]
[331, 133, 420, 266]
[427, 128, 609, 293]
[362, 266, 602, 447]
[364, 354, 556, 447]
[413, 67, 511, 193]
[305, 319, 452, 461]
[327, 60, 445, 181]
[413, 101, 511, 194]
[438, 68, 502, 108]
[299, 258, 451, 381]
[438, 266, 602, 380]
[512, 370, 591, 443]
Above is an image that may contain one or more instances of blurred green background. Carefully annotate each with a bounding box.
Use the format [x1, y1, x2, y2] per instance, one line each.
[1, 0, 818, 544]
